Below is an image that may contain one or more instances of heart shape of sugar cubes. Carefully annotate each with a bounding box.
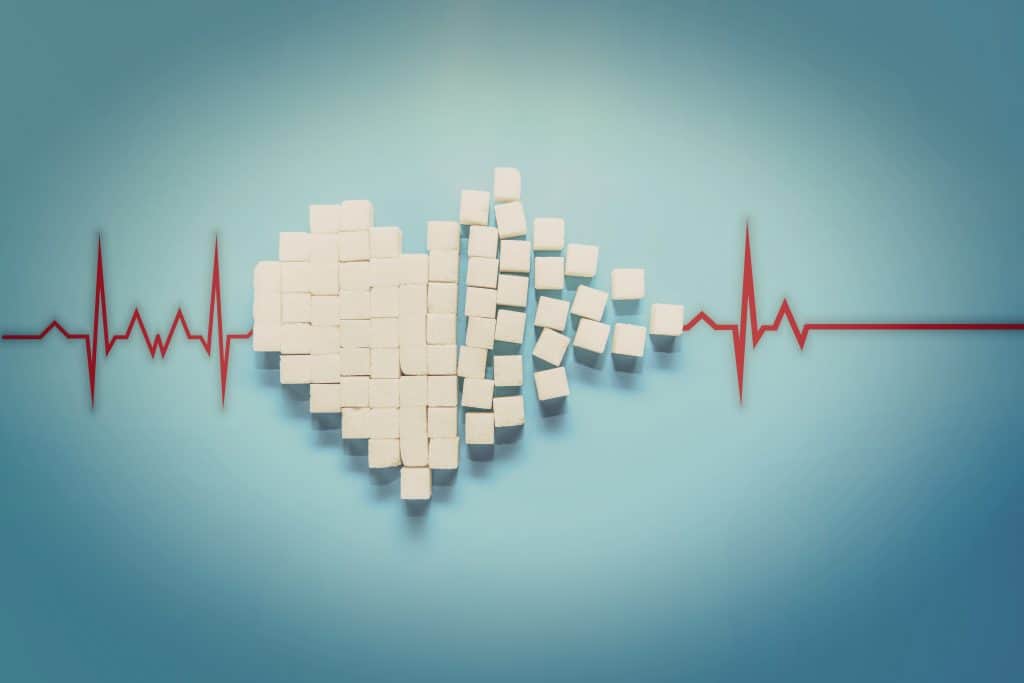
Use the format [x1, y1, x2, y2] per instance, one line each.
[251, 168, 684, 502]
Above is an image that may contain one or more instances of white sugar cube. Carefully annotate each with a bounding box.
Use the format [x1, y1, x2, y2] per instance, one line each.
[426, 345, 457, 374]
[466, 257, 499, 288]
[493, 167, 521, 203]
[400, 345, 428, 375]
[459, 189, 490, 225]
[399, 284, 427, 317]
[499, 239, 531, 273]
[340, 348, 371, 376]
[573, 318, 610, 354]
[280, 323, 312, 354]
[493, 355, 523, 387]
[309, 204, 342, 233]
[462, 378, 494, 409]
[494, 201, 527, 238]
[279, 354, 311, 384]
[308, 234, 339, 263]
[570, 285, 608, 321]
[399, 376, 427, 406]
[426, 313, 457, 345]
[496, 274, 529, 308]
[399, 314, 426, 347]
[493, 395, 525, 428]
[533, 328, 570, 366]
[565, 243, 599, 277]
[341, 408, 371, 439]
[370, 318, 399, 348]
[253, 261, 281, 291]
[534, 256, 565, 291]
[429, 250, 459, 283]
[369, 258, 401, 288]
[534, 296, 570, 331]
[650, 303, 685, 336]
[494, 309, 526, 344]
[612, 323, 647, 357]
[427, 220, 461, 252]
[534, 366, 570, 401]
[338, 261, 371, 291]
[253, 289, 281, 324]
[310, 383, 341, 413]
[339, 291, 371, 319]
[427, 375, 458, 406]
[427, 282, 458, 314]
[252, 322, 280, 352]
[370, 408, 401, 438]
[370, 227, 402, 258]
[310, 262, 339, 295]
[611, 268, 645, 300]
[340, 319, 371, 348]
[369, 439, 401, 468]
[340, 200, 374, 231]
[370, 286, 400, 318]
[428, 406, 458, 438]
[310, 353, 341, 383]
[400, 406, 427, 439]
[281, 262, 311, 292]
[464, 287, 497, 319]
[465, 316, 496, 349]
[532, 218, 565, 251]
[400, 466, 431, 500]
[457, 345, 488, 379]
[401, 436, 429, 467]
[278, 232, 310, 261]
[310, 295, 339, 326]
[468, 225, 499, 258]
[340, 376, 370, 407]
[429, 437, 459, 470]
[337, 231, 371, 262]
[370, 348, 401, 378]
[465, 412, 495, 445]
[399, 254, 429, 284]
[282, 293, 311, 323]
[310, 326, 340, 354]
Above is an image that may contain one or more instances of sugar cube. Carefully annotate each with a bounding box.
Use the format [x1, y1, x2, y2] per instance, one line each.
[400, 406, 427, 439]
[369, 258, 401, 288]
[253, 289, 281, 324]
[310, 326, 340, 354]
[428, 406, 458, 438]
[280, 323, 312, 354]
[499, 239, 531, 273]
[399, 254, 429, 285]
[462, 378, 494, 409]
[534, 296, 570, 331]
[493, 395, 525, 428]
[457, 345, 488, 379]
[370, 286, 400, 318]
[611, 268, 645, 300]
[310, 262, 339, 295]
[468, 225, 499, 258]
[340, 376, 370, 407]
[650, 303, 685, 336]
[427, 375, 457, 407]
[612, 323, 647, 357]
[467, 257, 499, 288]
[340, 200, 374, 230]
[493, 167, 521, 204]
[369, 439, 401, 468]
[534, 366, 570, 401]
[309, 353, 341, 383]
[400, 466, 431, 500]
[465, 412, 495, 445]
[429, 437, 459, 470]
[310, 295, 339, 326]
[400, 345, 428, 375]
[279, 355, 311, 384]
[573, 318, 610, 354]
[532, 218, 565, 251]
[399, 284, 427, 317]
[308, 234, 339, 263]
[496, 274, 529, 308]
[570, 285, 608, 321]
[337, 231, 370, 262]
[427, 282, 458, 314]
[534, 256, 565, 291]
[429, 250, 459, 283]
[399, 376, 427, 406]
[282, 293, 312, 323]
[369, 378, 400, 407]
[426, 345, 457, 374]
[252, 322, 280, 352]
[399, 315, 426, 347]
[495, 201, 527, 239]
[309, 204, 342, 233]
[370, 318, 399, 348]
[533, 328, 570, 366]
[278, 232, 309, 262]
[465, 316, 496, 349]
[253, 261, 281, 292]
[341, 407, 371, 439]
[370, 408, 401, 439]
[464, 287, 497, 319]
[493, 355, 523, 387]
[310, 383, 341, 413]
[427, 220, 460, 253]
[370, 348, 401, 378]
[565, 243, 599, 278]
[339, 261, 371, 291]
[339, 291, 371, 319]
[281, 262, 311, 293]
[494, 309, 526, 344]
[459, 189, 490, 225]
[339, 347, 371, 376]
[340, 319, 371, 348]
[370, 227, 402, 258]
[401, 436, 429, 467]
[426, 313, 457, 345]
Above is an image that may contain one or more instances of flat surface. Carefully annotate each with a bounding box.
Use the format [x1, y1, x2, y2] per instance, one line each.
[1, 1, 1023, 682]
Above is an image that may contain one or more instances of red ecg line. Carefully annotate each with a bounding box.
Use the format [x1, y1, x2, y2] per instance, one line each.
[1, 237, 252, 406]
[685, 226, 1024, 401]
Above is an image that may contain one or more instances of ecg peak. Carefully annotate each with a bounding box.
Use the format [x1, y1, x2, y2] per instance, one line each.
[684, 226, 1024, 401]
[1, 238, 252, 406]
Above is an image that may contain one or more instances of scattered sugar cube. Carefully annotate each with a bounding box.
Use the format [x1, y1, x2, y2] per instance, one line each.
[282, 293, 312, 323]
[370, 348, 401, 378]
[253, 261, 281, 292]
[340, 376, 370, 407]
[611, 268, 645, 300]
[650, 303, 685, 336]
[457, 345, 488, 378]
[534, 296, 570, 331]
[400, 345, 428, 375]
[429, 437, 459, 470]
[399, 254, 429, 284]
[426, 345, 457, 374]
[427, 220, 461, 253]
[400, 405, 427, 439]
[468, 225, 499, 258]
[428, 406, 458, 438]
[370, 286, 400, 318]
[495, 201, 527, 238]
[310, 295, 340, 326]
[465, 316, 496, 349]
[612, 323, 647, 357]
[340, 319, 371, 348]
[310, 383, 341, 413]
[427, 282, 458, 314]
[309, 204, 342, 233]
[341, 407, 371, 439]
[467, 257, 499, 288]
[281, 262, 312, 293]
[533, 218, 565, 251]
[340, 348, 371, 376]
[496, 274, 529, 308]
[401, 436, 429, 467]
[427, 375, 458, 406]
[533, 328, 570, 366]
[338, 231, 371, 262]
[370, 227, 402, 258]
[464, 287, 497, 319]
[429, 250, 459, 283]
[462, 378, 494, 410]
[308, 234, 339, 263]
[279, 232, 310, 261]
[534, 366, 570, 401]
[399, 284, 427, 317]
[339, 291, 371, 319]
[400, 466, 431, 500]
[459, 189, 490, 225]
[310, 326, 340, 354]
[399, 314, 426, 347]
[369, 318, 399, 348]
[493, 167, 521, 203]
[426, 313, 457, 345]
[465, 412, 495, 445]
[494, 309, 526, 344]
[280, 323, 312, 354]
[338, 261, 371, 291]
[565, 243, 599, 277]
[279, 354, 311, 384]
[399, 376, 427, 406]
[570, 285, 608, 321]
[369, 258, 401, 288]
[573, 318, 610, 354]
[499, 239, 531, 273]
[534, 256, 565, 291]
[340, 200, 374, 230]
[310, 262, 339, 295]
[370, 408, 401, 439]
[309, 353, 341, 383]
[369, 378, 400, 408]
[493, 395, 525, 428]
[252, 322, 280, 352]
[369, 439, 401, 468]
[493, 355, 523, 387]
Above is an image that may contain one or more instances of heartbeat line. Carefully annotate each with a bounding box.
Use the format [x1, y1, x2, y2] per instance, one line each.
[1, 237, 252, 406]
[685, 226, 1024, 401]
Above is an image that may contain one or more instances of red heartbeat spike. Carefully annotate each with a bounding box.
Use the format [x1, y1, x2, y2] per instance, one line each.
[1, 237, 252, 407]
[684, 224, 1024, 402]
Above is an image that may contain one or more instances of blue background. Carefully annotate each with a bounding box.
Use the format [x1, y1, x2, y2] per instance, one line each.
[2, 1, 1022, 681]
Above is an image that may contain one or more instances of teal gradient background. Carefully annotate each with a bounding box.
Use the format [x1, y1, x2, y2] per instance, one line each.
[2, 1, 1022, 680]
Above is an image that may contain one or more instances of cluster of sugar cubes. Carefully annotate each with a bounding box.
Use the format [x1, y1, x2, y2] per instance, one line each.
[252, 167, 686, 502]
